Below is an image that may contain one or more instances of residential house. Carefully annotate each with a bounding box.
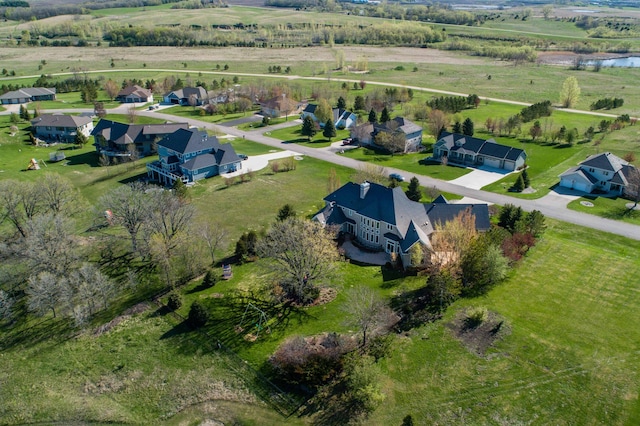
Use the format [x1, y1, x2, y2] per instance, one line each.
[0, 87, 56, 104]
[163, 87, 208, 106]
[116, 85, 153, 103]
[92, 119, 190, 157]
[301, 104, 357, 129]
[314, 181, 490, 267]
[146, 128, 242, 185]
[433, 131, 527, 171]
[559, 152, 636, 195]
[31, 113, 94, 143]
[259, 95, 300, 118]
[350, 116, 423, 153]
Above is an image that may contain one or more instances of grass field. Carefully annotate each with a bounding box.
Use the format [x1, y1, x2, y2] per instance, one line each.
[267, 124, 350, 148]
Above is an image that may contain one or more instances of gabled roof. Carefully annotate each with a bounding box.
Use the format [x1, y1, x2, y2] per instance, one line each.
[157, 128, 220, 155]
[426, 203, 491, 231]
[559, 166, 599, 184]
[117, 85, 152, 98]
[31, 113, 91, 128]
[437, 131, 525, 161]
[91, 119, 189, 146]
[260, 95, 299, 111]
[580, 152, 628, 172]
[181, 153, 217, 171]
[215, 143, 242, 165]
[303, 104, 317, 113]
[165, 86, 208, 100]
[0, 87, 56, 100]
[374, 117, 422, 136]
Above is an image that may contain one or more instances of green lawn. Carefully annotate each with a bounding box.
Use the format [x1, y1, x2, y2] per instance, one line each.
[567, 195, 640, 226]
[160, 105, 253, 124]
[267, 125, 350, 148]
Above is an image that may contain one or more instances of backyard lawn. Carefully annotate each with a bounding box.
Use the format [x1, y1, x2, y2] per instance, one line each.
[267, 124, 350, 148]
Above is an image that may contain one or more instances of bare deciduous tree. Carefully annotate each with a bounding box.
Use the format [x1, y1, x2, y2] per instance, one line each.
[39, 173, 78, 215]
[0, 289, 14, 321]
[427, 208, 477, 275]
[258, 217, 339, 304]
[624, 166, 640, 209]
[342, 286, 398, 347]
[351, 164, 387, 185]
[26, 271, 70, 318]
[199, 221, 228, 266]
[25, 213, 78, 275]
[99, 182, 152, 253]
[103, 79, 120, 101]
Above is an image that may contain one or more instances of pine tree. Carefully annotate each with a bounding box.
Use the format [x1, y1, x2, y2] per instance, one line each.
[368, 108, 377, 123]
[337, 96, 346, 110]
[462, 117, 474, 136]
[301, 116, 317, 141]
[323, 119, 336, 140]
[513, 173, 525, 192]
[405, 177, 422, 202]
[354, 95, 365, 111]
[188, 301, 209, 328]
[172, 178, 188, 199]
[380, 106, 390, 123]
[452, 121, 462, 134]
[522, 168, 530, 187]
[277, 204, 296, 221]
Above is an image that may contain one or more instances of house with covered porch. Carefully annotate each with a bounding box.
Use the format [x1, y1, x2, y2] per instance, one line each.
[92, 119, 190, 157]
[433, 131, 526, 172]
[559, 152, 636, 195]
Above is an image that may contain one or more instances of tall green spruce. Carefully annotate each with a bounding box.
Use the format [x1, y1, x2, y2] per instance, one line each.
[405, 177, 422, 202]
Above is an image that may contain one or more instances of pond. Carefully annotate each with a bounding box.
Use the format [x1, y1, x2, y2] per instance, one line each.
[590, 57, 640, 68]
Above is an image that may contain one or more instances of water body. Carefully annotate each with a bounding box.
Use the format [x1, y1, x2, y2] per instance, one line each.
[590, 57, 640, 68]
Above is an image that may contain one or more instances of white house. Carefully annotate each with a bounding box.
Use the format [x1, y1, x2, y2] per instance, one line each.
[31, 114, 93, 143]
[559, 152, 635, 195]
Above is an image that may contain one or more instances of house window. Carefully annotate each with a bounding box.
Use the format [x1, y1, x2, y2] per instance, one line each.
[589, 168, 595, 173]
[387, 224, 392, 231]
[603, 171, 609, 176]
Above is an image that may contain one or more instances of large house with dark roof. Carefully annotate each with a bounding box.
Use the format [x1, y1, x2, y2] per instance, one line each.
[163, 87, 208, 106]
[0, 87, 56, 104]
[259, 95, 301, 118]
[559, 152, 636, 195]
[92, 119, 190, 157]
[350, 117, 423, 153]
[433, 132, 526, 172]
[146, 128, 242, 185]
[314, 181, 490, 266]
[116, 85, 153, 103]
[31, 113, 93, 143]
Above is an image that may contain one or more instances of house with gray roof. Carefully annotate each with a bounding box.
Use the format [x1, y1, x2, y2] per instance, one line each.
[350, 117, 423, 153]
[433, 131, 526, 172]
[92, 119, 190, 157]
[559, 152, 636, 195]
[314, 181, 490, 267]
[0, 87, 56, 104]
[163, 87, 208, 106]
[259, 94, 301, 118]
[301, 104, 357, 129]
[31, 113, 93, 143]
[146, 128, 242, 185]
[116, 85, 153, 103]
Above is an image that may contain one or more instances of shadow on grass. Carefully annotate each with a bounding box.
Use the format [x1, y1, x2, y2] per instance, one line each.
[601, 205, 640, 220]
[64, 151, 100, 167]
[0, 315, 76, 351]
[119, 172, 149, 185]
[160, 318, 192, 340]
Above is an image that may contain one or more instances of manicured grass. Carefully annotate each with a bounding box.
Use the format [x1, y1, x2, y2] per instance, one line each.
[159, 105, 250, 124]
[267, 125, 350, 148]
[567, 195, 640, 225]
[341, 146, 472, 181]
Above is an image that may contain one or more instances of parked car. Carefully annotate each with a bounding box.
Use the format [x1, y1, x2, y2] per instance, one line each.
[389, 173, 405, 182]
[342, 138, 353, 146]
[238, 154, 248, 160]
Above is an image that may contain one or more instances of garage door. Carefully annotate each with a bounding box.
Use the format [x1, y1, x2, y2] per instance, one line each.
[561, 178, 588, 192]
[484, 157, 501, 168]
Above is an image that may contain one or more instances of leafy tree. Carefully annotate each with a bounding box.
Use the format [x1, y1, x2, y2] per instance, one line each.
[584, 126, 595, 141]
[315, 98, 332, 124]
[167, 292, 183, 311]
[405, 177, 422, 202]
[462, 117, 474, 136]
[323, 118, 337, 140]
[103, 79, 119, 101]
[461, 237, 509, 296]
[301, 116, 317, 141]
[512, 173, 525, 192]
[344, 356, 386, 412]
[337, 96, 346, 110]
[188, 301, 209, 328]
[257, 218, 339, 304]
[529, 120, 542, 141]
[380, 106, 390, 123]
[94, 101, 107, 118]
[277, 204, 296, 221]
[368, 108, 377, 123]
[353, 95, 365, 111]
[560, 76, 580, 108]
[374, 131, 405, 154]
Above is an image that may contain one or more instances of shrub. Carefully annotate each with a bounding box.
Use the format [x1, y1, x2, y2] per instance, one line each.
[167, 292, 183, 311]
[501, 232, 536, 262]
[187, 301, 209, 328]
[202, 269, 219, 288]
[465, 306, 488, 328]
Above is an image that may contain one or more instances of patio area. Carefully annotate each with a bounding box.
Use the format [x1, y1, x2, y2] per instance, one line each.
[340, 237, 389, 266]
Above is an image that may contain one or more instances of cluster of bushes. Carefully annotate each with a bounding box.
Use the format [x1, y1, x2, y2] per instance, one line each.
[590, 97, 624, 111]
[519, 100, 553, 123]
[271, 157, 297, 174]
[426, 95, 473, 114]
[267, 65, 291, 74]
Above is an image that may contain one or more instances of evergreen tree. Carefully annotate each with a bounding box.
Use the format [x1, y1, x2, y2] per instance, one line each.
[337, 96, 347, 110]
[167, 292, 183, 311]
[512, 173, 525, 192]
[368, 108, 377, 123]
[354, 95, 365, 111]
[301, 116, 317, 141]
[522, 168, 530, 187]
[452, 121, 462, 134]
[188, 301, 209, 328]
[277, 204, 296, 221]
[462, 117, 474, 136]
[405, 177, 422, 202]
[172, 178, 188, 199]
[323, 119, 337, 140]
[74, 132, 88, 147]
[380, 106, 390, 123]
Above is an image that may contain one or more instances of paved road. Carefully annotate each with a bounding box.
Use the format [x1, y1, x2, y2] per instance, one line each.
[137, 110, 640, 241]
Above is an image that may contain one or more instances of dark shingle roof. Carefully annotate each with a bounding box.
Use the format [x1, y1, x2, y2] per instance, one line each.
[157, 129, 220, 155]
[0, 87, 56, 100]
[215, 143, 242, 165]
[425, 204, 491, 231]
[438, 131, 525, 161]
[91, 120, 189, 146]
[580, 152, 627, 172]
[31, 114, 91, 128]
[181, 153, 217, 171]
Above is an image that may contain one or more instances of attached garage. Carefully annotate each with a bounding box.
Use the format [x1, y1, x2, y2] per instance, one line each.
[483, 156, 502, 169]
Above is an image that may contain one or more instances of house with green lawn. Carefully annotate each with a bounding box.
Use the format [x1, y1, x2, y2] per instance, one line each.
[314, 181, 490, 267]
[31, 113, 93, 143]
[558, 152, 636, 195]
